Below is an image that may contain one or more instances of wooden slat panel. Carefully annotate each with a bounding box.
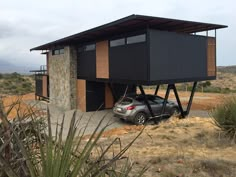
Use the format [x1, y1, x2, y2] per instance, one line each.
[96, 40, 109, 78]
[42, 75, 48, 97]
[105, 84, 114, 109]
[77, 79, 86, 112]
[207, 37, 216, 76]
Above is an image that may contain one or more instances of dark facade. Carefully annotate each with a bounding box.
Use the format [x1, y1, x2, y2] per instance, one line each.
[77, 28, 216, 85]
[148, 29, 215, 83]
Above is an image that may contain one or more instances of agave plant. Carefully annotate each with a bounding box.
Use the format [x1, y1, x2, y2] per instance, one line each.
[211, 96, 236, 141]
[0, 98, 147, 177]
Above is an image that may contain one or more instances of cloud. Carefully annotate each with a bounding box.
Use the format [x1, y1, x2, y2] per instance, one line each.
[0, 0, 235, 67]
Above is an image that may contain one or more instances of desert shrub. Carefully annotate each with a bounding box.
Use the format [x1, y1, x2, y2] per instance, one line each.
[22, 82, 31, 88]
[202, 86, 222, 93]
[211, 97, 236, 141]
[0, 74, 34, 95]
[0, 99, 146, 177]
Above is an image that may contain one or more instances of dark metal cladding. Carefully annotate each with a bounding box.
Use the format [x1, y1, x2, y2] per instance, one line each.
[77, 50, 96, 79]
[35, 78, 43, 97]
[149, 29, 208, 82]
[109, 42, 148, 81]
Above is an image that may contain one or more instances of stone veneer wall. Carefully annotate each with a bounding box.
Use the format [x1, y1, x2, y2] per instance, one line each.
[48, 46, 77, 110]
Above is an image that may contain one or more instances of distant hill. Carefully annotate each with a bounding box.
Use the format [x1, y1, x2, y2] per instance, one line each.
[0, 72, 34, 95]
[217, 65, 236, 73]
[0, 60, 35, 74]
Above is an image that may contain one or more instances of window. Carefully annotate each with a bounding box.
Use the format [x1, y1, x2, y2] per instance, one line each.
[78, 44, 96, 52]
[85, 44, 95, 51]
[59, 48, 64, 54]
[110, 38, 125, 47]
[52, 48, 64, 55]
[127, 34, 146, 44]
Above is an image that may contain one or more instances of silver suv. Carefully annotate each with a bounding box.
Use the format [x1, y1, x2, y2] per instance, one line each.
[113, 94, 179, 125]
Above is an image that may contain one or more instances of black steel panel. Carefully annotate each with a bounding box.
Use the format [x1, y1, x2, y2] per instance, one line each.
[109, 43, 148, 81]
[77, 51, 96, 79]
[36, 79, 42, 96]
[47, 75, 50, 97]
[149, 29, 208, 82]
[86, 81, 105, 111]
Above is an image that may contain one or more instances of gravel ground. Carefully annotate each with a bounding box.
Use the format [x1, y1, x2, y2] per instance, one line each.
[24, 100, 210, 139]
[189, 110, 210, 117]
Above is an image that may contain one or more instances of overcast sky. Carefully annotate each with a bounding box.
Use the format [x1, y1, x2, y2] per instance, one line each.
[0, 0, 234, 68]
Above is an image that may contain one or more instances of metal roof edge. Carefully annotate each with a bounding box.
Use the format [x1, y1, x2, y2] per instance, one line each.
[30, 14, 228, 51]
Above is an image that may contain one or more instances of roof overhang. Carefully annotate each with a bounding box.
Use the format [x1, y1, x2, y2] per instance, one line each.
[30, 14, 228, 51]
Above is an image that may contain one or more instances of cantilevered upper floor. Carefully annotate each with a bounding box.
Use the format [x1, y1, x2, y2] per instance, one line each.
[31, 14, 227, 85]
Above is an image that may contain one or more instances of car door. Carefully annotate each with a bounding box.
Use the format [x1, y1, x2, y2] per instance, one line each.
[153, 97, 165, 115]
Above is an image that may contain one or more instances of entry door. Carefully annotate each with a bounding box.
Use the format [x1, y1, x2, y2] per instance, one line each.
[86, 81, 105, 111]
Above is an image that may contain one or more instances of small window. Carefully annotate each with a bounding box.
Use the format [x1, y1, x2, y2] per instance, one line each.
[59, 48, 64, 54]
[54, 50, 59, 55]
[110, 38, 125, 47]
[85, 44, 95, 51]
[52, 48, 64, 55]
[127, 34, 146, 44]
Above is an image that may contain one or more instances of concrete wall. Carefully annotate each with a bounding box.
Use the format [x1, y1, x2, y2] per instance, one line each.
[48, 46, 77, 110]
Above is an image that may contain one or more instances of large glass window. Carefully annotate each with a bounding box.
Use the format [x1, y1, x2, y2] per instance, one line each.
[110, 38, 125, 47]
[127, 34, 146, 44]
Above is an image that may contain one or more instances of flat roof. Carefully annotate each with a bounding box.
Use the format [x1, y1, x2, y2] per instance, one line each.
[31, 14, 227, 51]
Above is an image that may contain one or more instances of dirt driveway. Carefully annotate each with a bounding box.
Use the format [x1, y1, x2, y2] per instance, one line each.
[1, 91, 230, 139]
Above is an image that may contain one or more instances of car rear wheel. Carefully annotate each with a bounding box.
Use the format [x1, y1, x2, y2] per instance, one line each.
[134, 112, 147, 125]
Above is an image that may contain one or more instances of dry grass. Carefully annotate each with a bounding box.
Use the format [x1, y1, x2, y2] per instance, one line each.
[211, 72, 236, 90]
[1, 93, 36, 119]
[98, 117, 236, 177]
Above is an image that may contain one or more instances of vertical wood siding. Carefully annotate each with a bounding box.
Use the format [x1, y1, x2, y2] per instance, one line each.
[96, 41, 109, 78]
[207, 37, 216, 76]
[77, 79, 86, 111]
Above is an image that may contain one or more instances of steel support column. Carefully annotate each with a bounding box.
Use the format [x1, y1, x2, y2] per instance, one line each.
[172, 84, 185, 117]
[154, 85, 160, 95]
[138, 85, 154, 118]
[160, 84, 171, 117]
[159, 82, 197, 119]
[108, 83, 118, 102]
[184, 82, 197, 116]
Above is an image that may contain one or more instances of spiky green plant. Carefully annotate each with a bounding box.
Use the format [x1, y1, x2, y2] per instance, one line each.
[0, 98, 147, 177]
[211, 97, 236, 141]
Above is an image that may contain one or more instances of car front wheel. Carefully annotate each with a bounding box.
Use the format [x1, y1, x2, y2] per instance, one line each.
[134, 112, 147, 125]
[172, 107, 180, 117]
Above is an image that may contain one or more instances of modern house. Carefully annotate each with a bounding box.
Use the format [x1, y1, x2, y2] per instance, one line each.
[30, 14, 227, 117]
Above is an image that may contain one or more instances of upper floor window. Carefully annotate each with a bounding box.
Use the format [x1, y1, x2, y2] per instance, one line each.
[52, 48, 64, 55]
[78, 44, 96, 53]
[85, 44, 96, 51]
[127, 34, 146, 44]
[110, 38, 125, 47]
